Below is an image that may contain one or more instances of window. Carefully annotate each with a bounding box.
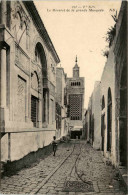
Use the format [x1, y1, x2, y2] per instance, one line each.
[26, 29, 30, 50]
[6, 1, 11, 29]
[71, 81, 81, 86]
[107, 88, 112, 152]
[101, 114, 105, 151]
[50, 99, 54, 124]
[31, 71, 39, 91]
[69, 94, 82, 120]
[102, 96, 105, 110]
[35, 48, 40, 63]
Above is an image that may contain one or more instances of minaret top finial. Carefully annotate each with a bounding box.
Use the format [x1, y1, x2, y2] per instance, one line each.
[75, 55, 77, 63]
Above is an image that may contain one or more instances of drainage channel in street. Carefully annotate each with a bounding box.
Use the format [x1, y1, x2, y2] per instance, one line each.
[35, 140, 95, 194]
[34, 142, 75, 194]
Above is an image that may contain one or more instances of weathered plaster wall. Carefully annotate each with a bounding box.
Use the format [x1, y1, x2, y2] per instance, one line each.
[92, 81, 101, 149]
[1, 131, 55, 162]
[101, 45, 116, 165]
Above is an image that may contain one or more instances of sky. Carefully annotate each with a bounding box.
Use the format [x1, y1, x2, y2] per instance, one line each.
[34, 1, 121, 108]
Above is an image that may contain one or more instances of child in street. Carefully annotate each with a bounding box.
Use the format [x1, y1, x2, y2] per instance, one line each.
[52, 136, 57, 156]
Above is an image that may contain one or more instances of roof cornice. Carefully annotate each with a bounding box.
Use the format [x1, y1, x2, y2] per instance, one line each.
[23, 1, 60, 64]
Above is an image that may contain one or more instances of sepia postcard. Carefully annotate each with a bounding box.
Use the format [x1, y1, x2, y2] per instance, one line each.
[0, 0, 127, 194]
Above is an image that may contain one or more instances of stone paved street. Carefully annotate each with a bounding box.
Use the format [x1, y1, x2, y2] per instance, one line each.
[0, 140, 127, 195]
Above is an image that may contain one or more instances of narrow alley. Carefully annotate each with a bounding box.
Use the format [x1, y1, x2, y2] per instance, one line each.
[0, 140, 126, 195]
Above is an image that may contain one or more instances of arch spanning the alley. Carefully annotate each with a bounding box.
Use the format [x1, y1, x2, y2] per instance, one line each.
[119, 63, 127, 166]
[107, 88, 112, 152]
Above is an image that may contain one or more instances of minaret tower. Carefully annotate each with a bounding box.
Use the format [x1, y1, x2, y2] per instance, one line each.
[73, 56, 79, 78]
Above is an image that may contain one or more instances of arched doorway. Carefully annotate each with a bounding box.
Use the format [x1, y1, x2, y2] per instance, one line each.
[35, 43, 47, 78]
[35, 42, 48, 124]
[119, 64, 127, 166]
[107, 88, 112, 152]
[101, 95, 105, 151]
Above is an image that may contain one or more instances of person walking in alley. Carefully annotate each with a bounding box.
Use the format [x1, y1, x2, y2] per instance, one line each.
[52, 136, 58, 156]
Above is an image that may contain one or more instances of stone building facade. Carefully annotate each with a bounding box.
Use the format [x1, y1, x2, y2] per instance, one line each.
[84, 2, 127, 168]
[114, 2, 127, 167]
[84, 82, 101, 150]
[0, 1, 60, 162]
[66, 57, 85, 138]
[56, 67, 69, 139]
[91, 81, 101, 149]
[100, 1, 127, 167]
